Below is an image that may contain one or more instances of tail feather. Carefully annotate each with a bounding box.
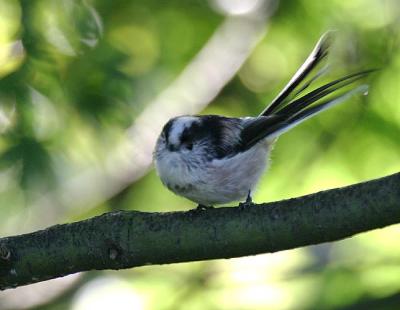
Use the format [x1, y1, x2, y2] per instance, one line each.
[291, 64, 330, 99]
[260, 32, 332, 116]
[240, 76, 372, 151]
[239, 33, 375, 152]
[264, 84, 369, 140]
[278, 69, 375, 116]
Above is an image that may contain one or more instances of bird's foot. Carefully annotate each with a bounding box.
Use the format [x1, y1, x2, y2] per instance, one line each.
[238, 190, 253, 209]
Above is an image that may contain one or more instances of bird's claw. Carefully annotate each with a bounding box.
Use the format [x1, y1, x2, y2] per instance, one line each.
[238, 190, 253, 209]
[194, 204, 214, 211]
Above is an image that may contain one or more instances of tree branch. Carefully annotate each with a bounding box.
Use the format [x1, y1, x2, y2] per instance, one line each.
[1, 172, 399, 290]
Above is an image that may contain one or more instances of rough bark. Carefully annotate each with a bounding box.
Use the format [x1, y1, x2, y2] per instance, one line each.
[1, 172, 399, 290]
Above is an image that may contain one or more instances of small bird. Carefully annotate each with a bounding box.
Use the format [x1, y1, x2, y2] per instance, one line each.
[153, 33, 371, 209]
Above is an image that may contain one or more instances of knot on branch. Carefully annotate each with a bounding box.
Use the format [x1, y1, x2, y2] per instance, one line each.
[105, 239, 123, 261]
[109, 247, 119, 260]
[0, 243, 11, 261]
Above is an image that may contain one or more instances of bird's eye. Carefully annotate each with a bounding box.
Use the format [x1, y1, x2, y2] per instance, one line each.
[180, 131, 193, 151]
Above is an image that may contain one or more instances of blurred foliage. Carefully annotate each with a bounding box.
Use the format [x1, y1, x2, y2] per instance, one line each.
[0, 0, 400, 309]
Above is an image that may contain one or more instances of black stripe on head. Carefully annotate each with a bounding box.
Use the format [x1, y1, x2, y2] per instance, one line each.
[179, 127, 193, 146]
[161, 118, 175, 144]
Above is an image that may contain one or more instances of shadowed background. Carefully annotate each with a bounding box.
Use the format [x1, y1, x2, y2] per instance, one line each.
[0, 0, 399, 309]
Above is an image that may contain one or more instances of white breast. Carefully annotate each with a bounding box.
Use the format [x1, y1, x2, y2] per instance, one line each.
[155, 142, 270, 206]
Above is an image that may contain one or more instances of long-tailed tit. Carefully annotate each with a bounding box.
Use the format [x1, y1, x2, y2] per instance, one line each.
[154, 33, 372, 208]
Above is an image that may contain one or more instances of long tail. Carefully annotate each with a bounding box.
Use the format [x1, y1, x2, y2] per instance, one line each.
[260, 32, 332, 116]
[263, 82, 370, 140]
[241, 77, 370, 150]
[239, 34, 374, 151]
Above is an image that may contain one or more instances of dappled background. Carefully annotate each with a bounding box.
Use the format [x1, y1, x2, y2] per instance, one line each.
[1, 0, 400, 309]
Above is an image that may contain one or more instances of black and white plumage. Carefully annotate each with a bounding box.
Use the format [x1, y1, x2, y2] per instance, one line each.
[153, 33, 372, 207]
